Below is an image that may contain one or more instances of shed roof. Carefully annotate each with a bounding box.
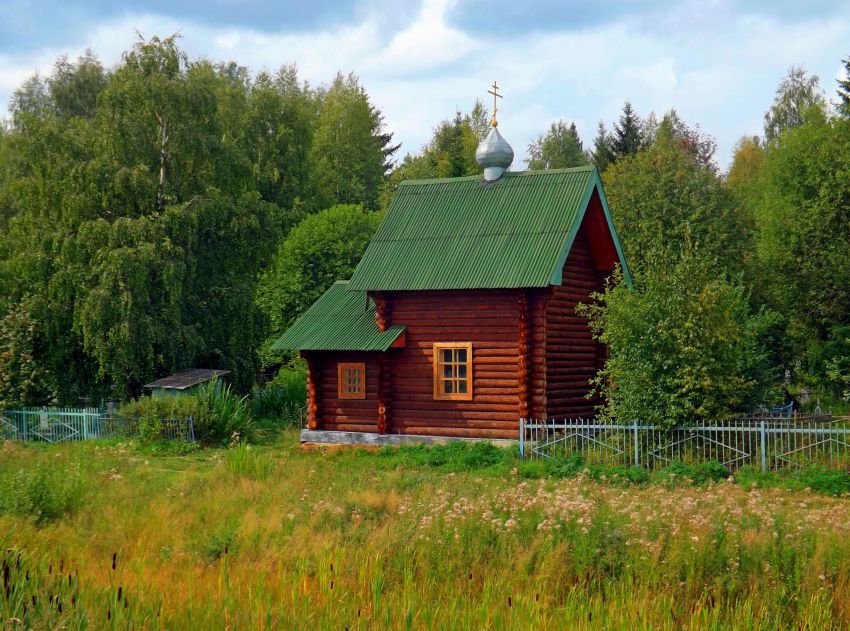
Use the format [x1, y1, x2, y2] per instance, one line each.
[347, 166, 630, 291]
[271, 281, 405, 352]
[144, 368, 231, 391]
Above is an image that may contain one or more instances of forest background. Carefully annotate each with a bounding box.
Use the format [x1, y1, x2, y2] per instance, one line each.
[1, 35, 848, 423]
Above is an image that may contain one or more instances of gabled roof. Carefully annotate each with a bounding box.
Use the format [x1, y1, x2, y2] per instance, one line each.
[145, 368, 230, 390]
[348, 166, 630, 291]
[271, 281, 405, 352]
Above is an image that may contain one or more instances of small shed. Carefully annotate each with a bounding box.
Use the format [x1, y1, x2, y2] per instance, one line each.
[144, 369, 231, 398]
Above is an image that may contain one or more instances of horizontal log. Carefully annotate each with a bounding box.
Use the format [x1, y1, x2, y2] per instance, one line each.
[391, 419, 518, 430]
[393, 401, 517, 413]
[322, 423, 378, 433]
[396, 427, 517, 439]
[390, 393, 518, 404]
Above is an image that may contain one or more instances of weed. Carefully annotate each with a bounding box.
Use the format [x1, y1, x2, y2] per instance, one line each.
[225, 442, 273, 480]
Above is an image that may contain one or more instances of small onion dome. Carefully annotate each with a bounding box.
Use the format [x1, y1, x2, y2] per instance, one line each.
[475, 125, 514, 181]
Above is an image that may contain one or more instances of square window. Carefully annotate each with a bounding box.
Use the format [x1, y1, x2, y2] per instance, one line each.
[338, 362, 366, 400]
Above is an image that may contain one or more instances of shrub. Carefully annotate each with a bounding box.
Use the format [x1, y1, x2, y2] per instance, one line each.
[120, 378, 253, 446]
[193, 379, 253, 446]
[579, 253, 782, 429]
[252, 365, 306, 426]
[657, 460, 728, 486]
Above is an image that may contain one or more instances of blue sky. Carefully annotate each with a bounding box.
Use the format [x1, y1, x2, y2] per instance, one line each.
[2, 0, 849, 169]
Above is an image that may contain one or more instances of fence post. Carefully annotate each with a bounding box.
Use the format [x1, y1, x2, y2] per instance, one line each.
[519, 418, 525, 461]
[83, 410, 89, 440]
[760, 420, 767, 472]
[633, 420, 639, 467]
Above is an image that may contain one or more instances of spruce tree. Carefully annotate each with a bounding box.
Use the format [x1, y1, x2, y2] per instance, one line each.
[590, 120, 616, 172]
[838, 56, 850, 117]
[612, 101, 643, 160]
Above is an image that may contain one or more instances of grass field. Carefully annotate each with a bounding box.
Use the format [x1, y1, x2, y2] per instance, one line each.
[2, 434, 850, 630]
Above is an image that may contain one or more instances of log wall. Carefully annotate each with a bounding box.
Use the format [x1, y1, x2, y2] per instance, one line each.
[315, 351, 380, 433]
[545, 228, 606, 419]
[387, 289, 521, 439]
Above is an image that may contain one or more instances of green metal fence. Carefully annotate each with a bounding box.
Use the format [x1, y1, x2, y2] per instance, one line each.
[0, 407, 194, 443]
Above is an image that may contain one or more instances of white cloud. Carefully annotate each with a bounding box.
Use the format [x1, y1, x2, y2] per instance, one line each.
[3, 2, 850, 169]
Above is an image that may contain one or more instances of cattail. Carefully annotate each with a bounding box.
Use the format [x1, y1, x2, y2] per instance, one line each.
[68, 574, 72, 586]
[60, 559, 64, 572]
[112, 553, 117, 570]
[117, 586, 123, 601]
[58, 600, 62, 613]
[535, 593, 539, 602]
[107, 609, 111, 620]
[357, 608, 361, 618]
[508, 596, 512, 607]
[49, 564, 52, 575]
[330, 563, 334, 573]
[330, 580, 334, 590]
[468, 573, 472, 580]
[589, 612, 593, 622]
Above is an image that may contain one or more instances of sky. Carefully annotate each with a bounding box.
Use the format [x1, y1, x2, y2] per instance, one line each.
[2, 0, 849, 170]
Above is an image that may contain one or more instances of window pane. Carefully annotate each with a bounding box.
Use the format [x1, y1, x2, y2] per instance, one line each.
[456, 348, 467, 363]
[456, 380, 467, 394]
[457, 364, 467, 379]
[444, 380, 453, 394]
[440, 349, 453, 363]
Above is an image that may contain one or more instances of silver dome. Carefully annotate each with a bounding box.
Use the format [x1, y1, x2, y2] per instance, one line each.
[475, 125, 514, 181]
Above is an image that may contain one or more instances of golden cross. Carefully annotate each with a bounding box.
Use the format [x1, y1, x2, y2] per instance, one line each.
[487, 80, 502, 127]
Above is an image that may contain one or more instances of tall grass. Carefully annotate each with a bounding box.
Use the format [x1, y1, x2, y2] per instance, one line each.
[3, 436, 850, 629]
[252, 368, 306, 427]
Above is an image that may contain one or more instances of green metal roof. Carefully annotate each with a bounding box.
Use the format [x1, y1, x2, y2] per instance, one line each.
[347, 166, 631, 291]
[271, 281, 405, 352]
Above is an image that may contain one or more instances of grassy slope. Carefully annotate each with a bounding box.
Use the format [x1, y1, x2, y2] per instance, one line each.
[2, 434, 850, 630]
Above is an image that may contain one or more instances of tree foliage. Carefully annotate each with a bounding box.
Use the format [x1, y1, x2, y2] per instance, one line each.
[612, 102, 643, 161]
[602, 115, 745, 275]
[525, 120, 587, 170]
[257, 204, 382, 360]
[763, 66, 828, 144]
[579, 256, 780, 428]
[0, 36, 395, 400]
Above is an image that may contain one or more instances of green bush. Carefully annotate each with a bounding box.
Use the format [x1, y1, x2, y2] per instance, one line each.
[657, 460, 728, 486]
[376, 441, 510, 471]
[193, 379, 253, 446]
[252, 365, 306, 426]
[0, 456, 88, 525]
[579, 253, 782, 429]
[120, 378, 253, 446]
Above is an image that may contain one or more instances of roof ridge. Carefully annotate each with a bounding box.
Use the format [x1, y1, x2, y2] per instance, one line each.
[397, 166, 595, 187]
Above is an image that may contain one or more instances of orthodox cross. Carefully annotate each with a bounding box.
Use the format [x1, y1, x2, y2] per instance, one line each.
[488, 81, 502, 127]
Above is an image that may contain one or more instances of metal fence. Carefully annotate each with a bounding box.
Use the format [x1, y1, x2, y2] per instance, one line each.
[519, 416, 850, 472]
[0, 407, 194, 444]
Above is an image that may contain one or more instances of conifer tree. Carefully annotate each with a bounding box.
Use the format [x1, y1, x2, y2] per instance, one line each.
[590, 120, 616, 172]
[526, 120, 587, 170]
[612, 101, 643, 160]
[837, 56, 850, 117]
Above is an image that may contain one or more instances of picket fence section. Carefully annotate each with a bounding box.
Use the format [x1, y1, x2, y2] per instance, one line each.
[519, 416, 850, 472]
[0, 407, 194, 443]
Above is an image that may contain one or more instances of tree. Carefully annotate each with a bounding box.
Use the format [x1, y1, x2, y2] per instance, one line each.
[49, 50, 108, 120]
[602, 118, 746, 275]
[750, 115, 850, 378]
[310, 73, 398, 210]
[763, 66, 828, 143]
[380, 104, 486, 207]
[838, 56, 850, 117]
[590, 120, 616, 172]
[579, 253, 780, 428]
[256, 205, 382, 360]
[525, 120, 587, 170]
[612, 102, 643, 160]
